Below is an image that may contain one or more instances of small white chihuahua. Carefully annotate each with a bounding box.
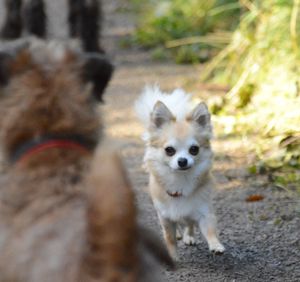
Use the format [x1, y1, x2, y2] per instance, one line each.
[135, 86, 225, 260]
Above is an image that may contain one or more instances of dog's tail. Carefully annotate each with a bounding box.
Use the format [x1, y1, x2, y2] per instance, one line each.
[134, 85, 192, 129]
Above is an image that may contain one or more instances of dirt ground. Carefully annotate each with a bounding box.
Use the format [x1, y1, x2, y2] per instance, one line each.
[0, 1, 299, 281]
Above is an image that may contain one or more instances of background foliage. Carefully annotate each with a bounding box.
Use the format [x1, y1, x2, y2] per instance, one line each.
[133, 0, 241, 63]
[206, 0, 300, 189]
[133, 0, 300, 189]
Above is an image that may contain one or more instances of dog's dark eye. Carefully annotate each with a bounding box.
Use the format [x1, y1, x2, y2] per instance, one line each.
[165, 146, 176, 156]
[189, 145, 199, 156]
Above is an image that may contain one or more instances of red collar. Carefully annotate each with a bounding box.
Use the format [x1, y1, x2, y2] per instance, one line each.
[11, 135, 95, 165]
[166, 191, 183, 197]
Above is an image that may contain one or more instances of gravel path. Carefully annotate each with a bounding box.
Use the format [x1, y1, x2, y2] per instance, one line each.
[1, 1, 299, 281]
[101, 3, 300, 282]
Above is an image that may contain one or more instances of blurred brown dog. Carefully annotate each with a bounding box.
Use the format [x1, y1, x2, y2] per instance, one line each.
[0, 40, 172, 282]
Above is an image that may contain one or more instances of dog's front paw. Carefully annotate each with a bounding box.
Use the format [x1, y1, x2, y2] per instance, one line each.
[209, 243, 225, 255]
[183, 234, 197, 245]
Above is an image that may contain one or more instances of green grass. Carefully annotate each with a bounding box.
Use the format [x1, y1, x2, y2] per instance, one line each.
[205, 0, 300, 190]
[132, 0, 241, 63]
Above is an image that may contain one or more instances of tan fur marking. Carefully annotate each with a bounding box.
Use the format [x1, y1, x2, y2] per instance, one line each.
[148, 171, 167, 202]
[207, 226, 218, 240]
[9, 50, 35, 75]
[173, 121, 192, 141]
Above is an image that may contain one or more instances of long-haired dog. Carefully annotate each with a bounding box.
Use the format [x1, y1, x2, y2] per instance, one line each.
[0, 39, 172, 282]
[135, 86, 225, 260]
[1, 0, 102, 52]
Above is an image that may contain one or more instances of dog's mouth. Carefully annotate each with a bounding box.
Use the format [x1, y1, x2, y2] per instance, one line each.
[167, 190, 182, 197]
[177, 166, 191, 171]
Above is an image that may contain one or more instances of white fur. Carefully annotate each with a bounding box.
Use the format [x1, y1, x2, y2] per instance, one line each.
[146, 146, 213, 197]
[150, 173, 213, 222]
[135, 85, 224, 259]
[135, 85, 193, 127]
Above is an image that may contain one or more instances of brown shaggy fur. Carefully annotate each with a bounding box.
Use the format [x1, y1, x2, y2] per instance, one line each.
[0, 39, 172, 282]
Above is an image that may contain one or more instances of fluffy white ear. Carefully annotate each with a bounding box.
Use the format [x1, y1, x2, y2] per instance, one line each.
[190, 102, 211, 128]
[151, 101, 174, 128]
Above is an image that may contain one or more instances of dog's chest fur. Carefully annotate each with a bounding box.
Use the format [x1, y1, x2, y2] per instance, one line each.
[149, 172, 213, 222]
[157, 168, 199, 196]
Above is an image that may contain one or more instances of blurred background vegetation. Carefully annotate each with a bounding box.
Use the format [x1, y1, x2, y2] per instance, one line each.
[130, 0, 300, 189]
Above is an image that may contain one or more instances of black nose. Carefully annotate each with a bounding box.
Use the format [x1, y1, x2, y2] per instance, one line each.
[178, 158, 188, 168]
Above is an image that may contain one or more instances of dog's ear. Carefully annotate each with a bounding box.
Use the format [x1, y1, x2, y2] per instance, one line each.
[0, 49, 34, 88]
[151, 101, 174, 128]
[0, 40, 32, 87]
[189, 102, 211, 128]
[82, 53, 114, 102]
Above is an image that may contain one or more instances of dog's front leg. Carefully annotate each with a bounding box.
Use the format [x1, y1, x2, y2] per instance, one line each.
[198, 212, 225, 255]
[23, 0, 46, 38]
[1, 0, 23, 39]
[183, 221, 196, 245]
[158, 215, 178, 261]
